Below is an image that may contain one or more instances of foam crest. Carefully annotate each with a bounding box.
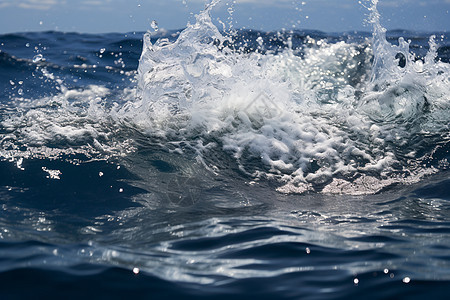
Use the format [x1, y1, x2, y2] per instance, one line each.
[123, 2, 230, 128]
[1, 75, 135, 162]
[363, 0, 450, 123]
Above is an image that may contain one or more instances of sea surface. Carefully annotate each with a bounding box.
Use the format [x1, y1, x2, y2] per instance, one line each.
[1, 1, 450, 299]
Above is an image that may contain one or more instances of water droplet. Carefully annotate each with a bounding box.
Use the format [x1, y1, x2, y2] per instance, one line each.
[403, 277, 411, 284]
[133, 267, 140, 274]
[33, 54, 43, 63]
[119, 188, 124, 193]
[99, 172, 104, 177]
[25, 43, 30, 47]
[39, 21, 43, 25]
[100, 48, 106, 54]
[151, 20, 159, 31]
[18, 88, 23, 96]
[353, 278, 359, 285]
[256, 36, 264, 47]
[9, 80, 15, 86]
[305, 247, 311, 254]
[384, 268, 389, 274]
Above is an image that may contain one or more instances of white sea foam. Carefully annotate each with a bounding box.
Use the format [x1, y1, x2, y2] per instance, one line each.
[118, 0, 449, 194]
[1, 0, 449, 194]
[1, 81, 136, 162]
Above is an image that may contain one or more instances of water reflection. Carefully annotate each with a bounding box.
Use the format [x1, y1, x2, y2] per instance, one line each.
[1, 156, 449, 283]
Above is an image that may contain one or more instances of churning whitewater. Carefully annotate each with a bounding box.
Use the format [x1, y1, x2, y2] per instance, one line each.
[1, 0, 449, 196]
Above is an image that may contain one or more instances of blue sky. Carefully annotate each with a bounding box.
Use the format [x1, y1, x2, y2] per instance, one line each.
[0, 0, 448, 34]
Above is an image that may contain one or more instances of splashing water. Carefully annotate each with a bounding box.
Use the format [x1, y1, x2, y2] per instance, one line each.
[1, 0, 449, 195]
[120, 0, 450, 194]
[150, 20, 159, 32]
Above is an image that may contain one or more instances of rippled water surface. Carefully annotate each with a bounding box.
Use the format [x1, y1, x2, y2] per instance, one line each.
[0, 1, 449, 298]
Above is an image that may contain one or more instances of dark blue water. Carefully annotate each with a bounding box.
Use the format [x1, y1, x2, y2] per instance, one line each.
[1, 4, 450, 298]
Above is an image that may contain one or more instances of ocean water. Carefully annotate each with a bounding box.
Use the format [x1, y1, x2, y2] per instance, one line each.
[1, 1, 450, 298]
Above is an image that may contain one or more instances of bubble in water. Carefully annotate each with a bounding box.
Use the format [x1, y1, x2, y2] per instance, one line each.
[151, 20, 158, 31]
[25, 43, 30, 48]
[33, 54, 43, 63]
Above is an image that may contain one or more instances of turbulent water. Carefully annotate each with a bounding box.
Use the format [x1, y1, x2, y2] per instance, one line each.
[1, 1, 450, 298]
